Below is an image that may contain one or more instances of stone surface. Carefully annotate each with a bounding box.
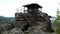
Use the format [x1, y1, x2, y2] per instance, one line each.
[1, 28, 24, 34]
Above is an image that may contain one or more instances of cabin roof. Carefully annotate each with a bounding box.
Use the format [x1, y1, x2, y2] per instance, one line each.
[23, 3, 43, 8]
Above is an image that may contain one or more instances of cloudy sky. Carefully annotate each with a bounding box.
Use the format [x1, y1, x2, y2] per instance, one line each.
[0, 0, 60, 17]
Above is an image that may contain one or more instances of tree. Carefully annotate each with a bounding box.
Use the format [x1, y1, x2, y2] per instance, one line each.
[53, 8, 60, 34]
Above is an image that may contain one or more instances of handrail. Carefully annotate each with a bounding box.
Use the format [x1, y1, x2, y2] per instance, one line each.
[22, 14, 32, 26]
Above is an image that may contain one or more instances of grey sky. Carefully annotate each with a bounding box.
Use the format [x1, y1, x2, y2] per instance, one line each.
[0, 0, 60, 17]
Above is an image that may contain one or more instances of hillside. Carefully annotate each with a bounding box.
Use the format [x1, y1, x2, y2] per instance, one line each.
[0, 16, 15, 24]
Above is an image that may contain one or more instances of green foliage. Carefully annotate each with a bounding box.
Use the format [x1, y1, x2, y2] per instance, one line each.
[56, 16, 60, 20]
[52, 9, 60, 34]
[56, 28, 60, 34]
[53, 20, 60, 27]
[24, 32, 29, 34]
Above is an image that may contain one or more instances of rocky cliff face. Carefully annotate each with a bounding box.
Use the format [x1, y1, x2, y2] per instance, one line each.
[1, 27, 56, 34]
[1, 28, 24, 34]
